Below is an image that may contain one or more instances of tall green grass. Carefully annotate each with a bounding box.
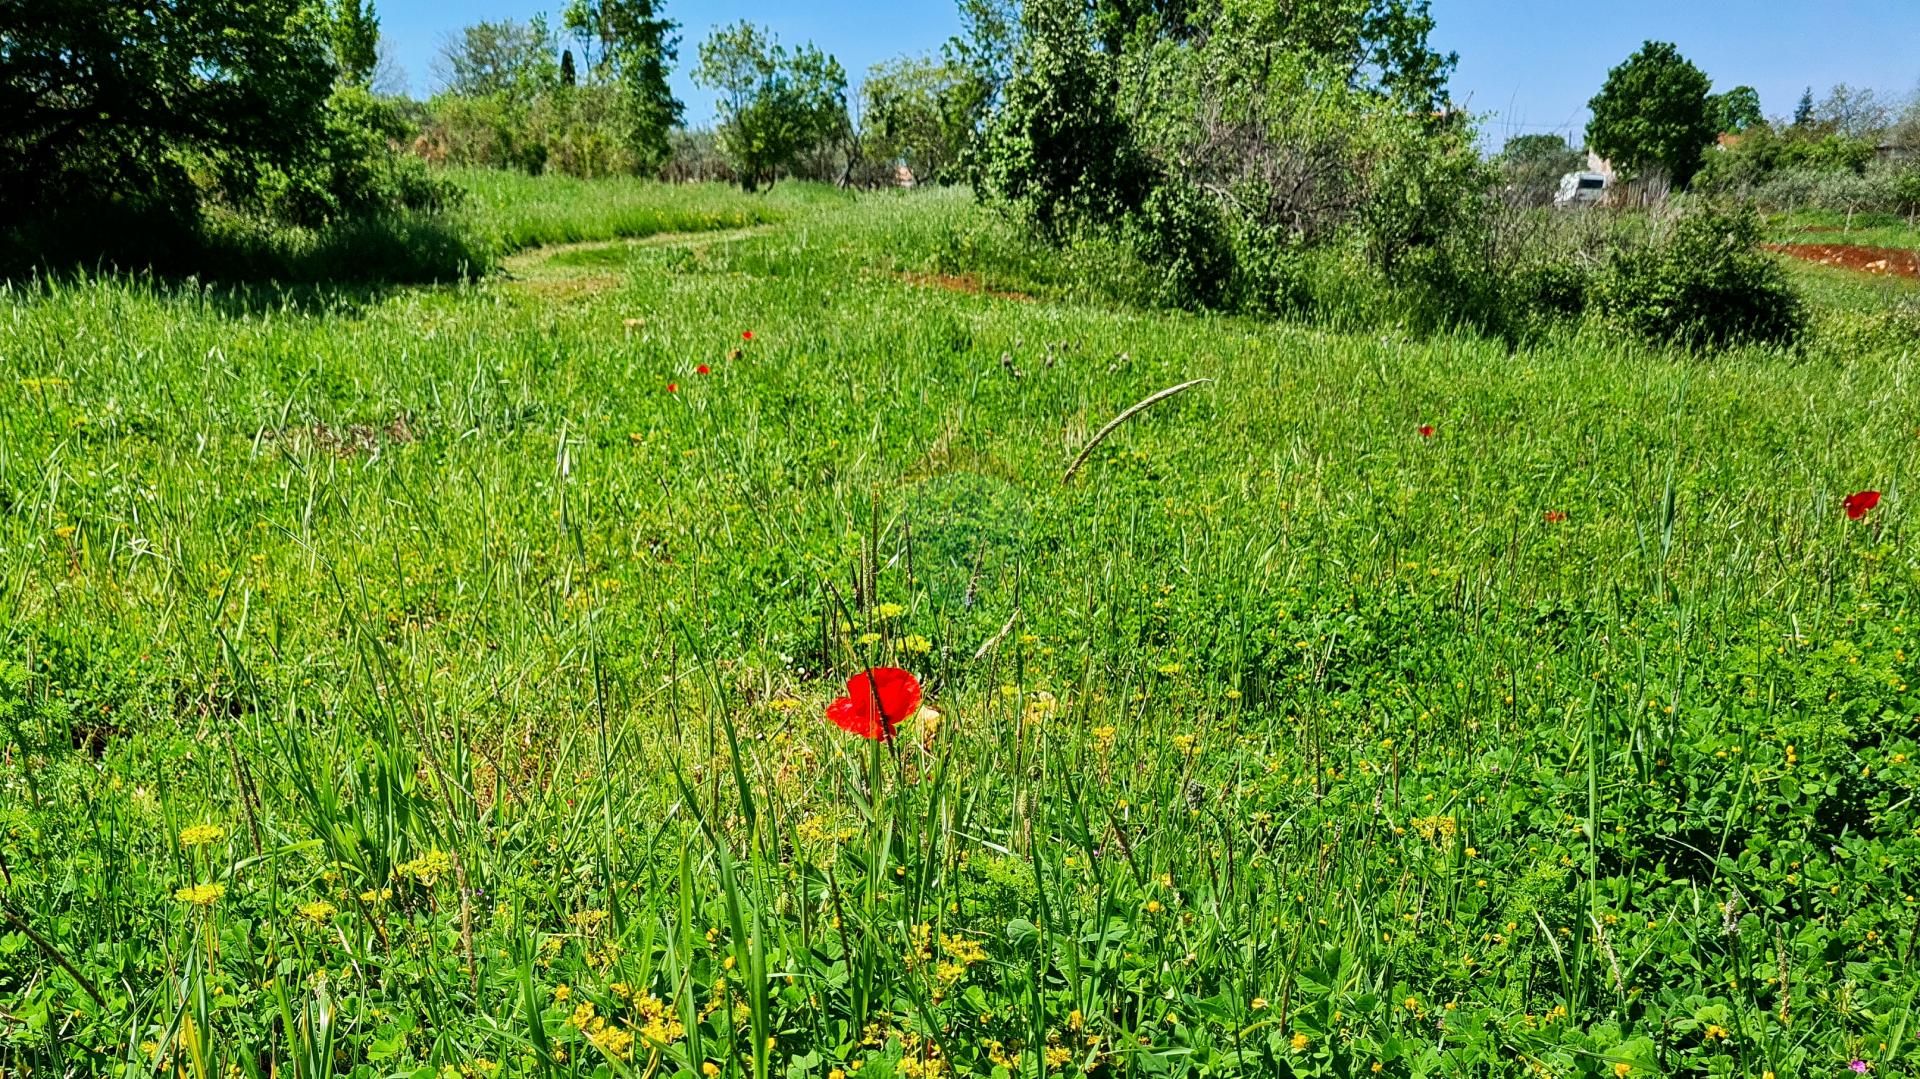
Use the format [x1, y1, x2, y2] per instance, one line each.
[2, 176, 1919, 1077]
[451, 169, 846, 253]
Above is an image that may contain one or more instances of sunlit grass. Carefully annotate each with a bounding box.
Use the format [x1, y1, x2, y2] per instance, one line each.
[2, 173, 1919, 1077]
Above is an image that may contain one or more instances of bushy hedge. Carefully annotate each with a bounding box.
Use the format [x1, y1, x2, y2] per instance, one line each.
[1593, 203, 1805, 350]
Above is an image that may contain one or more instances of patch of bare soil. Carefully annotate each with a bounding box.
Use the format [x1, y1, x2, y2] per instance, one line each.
[898, 271, 1034, 302]
[264, 414, 417, 458]
[1764, 243, 1920, 280]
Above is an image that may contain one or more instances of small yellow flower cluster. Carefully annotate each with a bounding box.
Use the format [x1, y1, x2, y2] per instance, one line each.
[1290, 1033, 1310, 1052]
[1091, 725, 1117, 750]
[571, 909, 609, 935]
[633, 990, 685, 1045]
[175, 883, 226, 906]
[901, 634, 932, 654]
[904, 922, 934, 968]
[1410, 815, 1458, 844]
[586, 1021, 634, 1062]
[1044, 1045, 1072, 1071]
[566, 1001, 635, 1060]
[397, 850, 455, 887]
[877, 603, 906, 619]
[179, 824, 226, 848]
[796, 815, 860, 845]
[298, 900, 336, 924]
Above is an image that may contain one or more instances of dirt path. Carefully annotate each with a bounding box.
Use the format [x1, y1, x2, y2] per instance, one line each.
[498, 224, 775, 298]
[1764, 242, 1920, 280]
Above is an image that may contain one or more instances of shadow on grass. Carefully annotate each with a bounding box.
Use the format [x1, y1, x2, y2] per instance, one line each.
[1, 201, 495, 315]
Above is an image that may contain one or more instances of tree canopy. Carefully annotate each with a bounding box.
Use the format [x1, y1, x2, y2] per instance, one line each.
[694, 22, 848, 190]
[1, 0, 341, 227]
[1586, 40, 1717, 188]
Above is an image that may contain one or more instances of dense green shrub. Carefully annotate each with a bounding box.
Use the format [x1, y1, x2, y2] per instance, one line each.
[972, 0, 1152, 238]
[256, 86, 459, 228]
[1593, 203, 1804, 350]
[1125, 181, 1236, 310]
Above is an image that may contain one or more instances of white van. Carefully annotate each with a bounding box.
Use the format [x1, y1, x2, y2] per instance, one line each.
[1554, 171, 1608, 208]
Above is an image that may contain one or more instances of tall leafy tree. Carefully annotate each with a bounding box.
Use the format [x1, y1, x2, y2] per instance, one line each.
[1586, 40, 1716, 188]
[563, 0, 683, 170]
[437, 18, 558, 103]
[694, 22, 848, 190]
[330, 0, 380, 85]
[861, 55, 978, 184]
[0, 0, 338, 227]
[1709, 85, 1762, 134]
[973, 0, 1151, 236]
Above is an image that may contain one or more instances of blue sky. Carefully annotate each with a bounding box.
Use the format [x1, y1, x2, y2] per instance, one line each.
[377, 0, 1920, 141]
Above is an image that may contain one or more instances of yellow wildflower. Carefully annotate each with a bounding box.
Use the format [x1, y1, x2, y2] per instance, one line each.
[298, 900, 336, 924]
[396, 849, 454, 887]
[586, 1022, 634, 1062]
[174, 883, 225, 906]
[179, 824, 226, 848]
[1290, 1033, 1309, 1052]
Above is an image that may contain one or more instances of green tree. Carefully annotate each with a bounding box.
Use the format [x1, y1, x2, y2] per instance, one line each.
[1793, 86, 1815, 127]
[1092, 0, 1199, 54]
[1709, 85, 1762, 133]
[563, 0, 684, 170]
[694, 22, 849, 190]
[973, 0, 1150, 235]
[0, 0, 338, 228]
[1585, 41, 1717, 188]
[1497, 133, 1584, 206]
[945, 0, 1019, 117]
[330, 0, 380, 85]
[860, 55, 979, 185]
[1814, 83, 1891, 140]
[437, 18, 558, 103]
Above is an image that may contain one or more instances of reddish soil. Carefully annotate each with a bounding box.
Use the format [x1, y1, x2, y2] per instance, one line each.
[1764, 242, 1920, 280]
[899, 271, 1033, 302]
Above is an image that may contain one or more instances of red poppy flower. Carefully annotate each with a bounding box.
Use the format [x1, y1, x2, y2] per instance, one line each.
[826, 667, 922, 741]
[666, 382, 678, 393]
[741, 330, 754, 341]
[1544, 510, 1567, 523]
[1844, 490, 1881, 520]
[696, 364, 711, 375]
[1417, 424, 1435, 438]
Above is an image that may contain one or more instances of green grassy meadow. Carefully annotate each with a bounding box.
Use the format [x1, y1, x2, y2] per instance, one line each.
[5, 177, 1920, 1078]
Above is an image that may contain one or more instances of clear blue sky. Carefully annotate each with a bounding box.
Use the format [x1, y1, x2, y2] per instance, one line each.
[376, 0, 1920, 140]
